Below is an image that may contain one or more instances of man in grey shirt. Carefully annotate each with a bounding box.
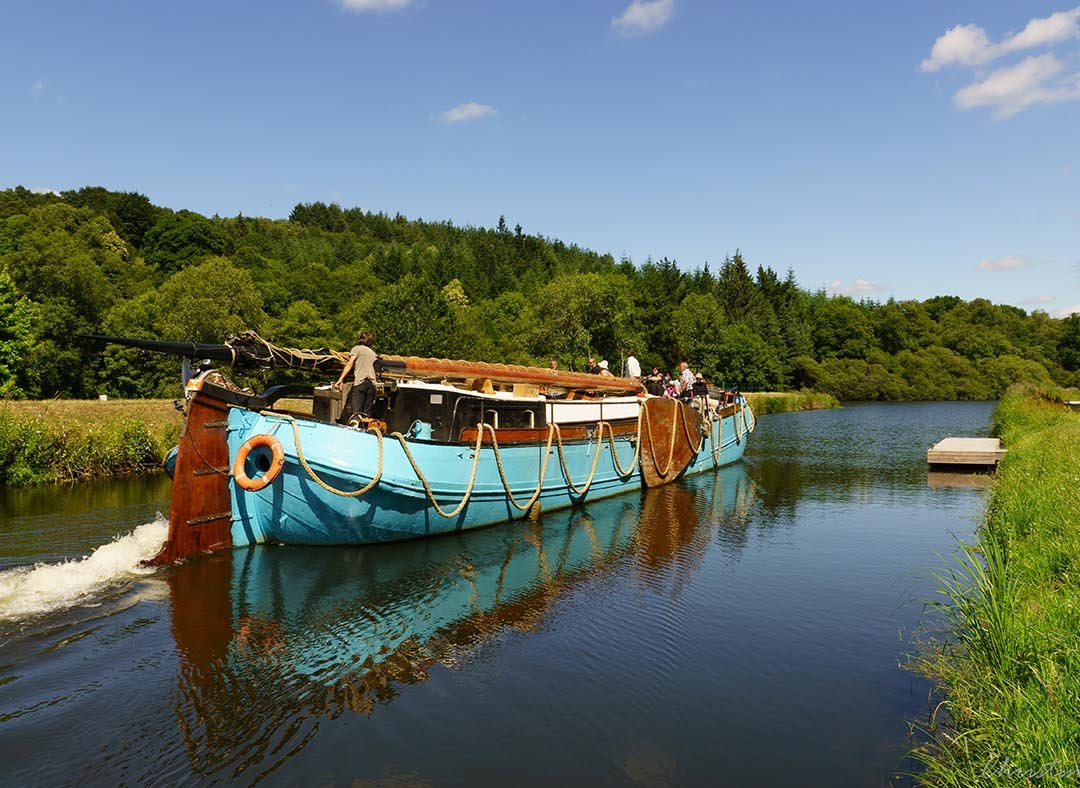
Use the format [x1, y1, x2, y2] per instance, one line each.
[334, 331, 377, 420]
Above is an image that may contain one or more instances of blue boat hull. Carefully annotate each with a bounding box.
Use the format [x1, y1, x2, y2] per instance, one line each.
[226, 399, 754, 547]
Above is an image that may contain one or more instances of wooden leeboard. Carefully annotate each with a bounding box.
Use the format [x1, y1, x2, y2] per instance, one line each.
[639, 398, 703, 488]
[151, 392, 233, 564]
[927, 437, 1006, 466]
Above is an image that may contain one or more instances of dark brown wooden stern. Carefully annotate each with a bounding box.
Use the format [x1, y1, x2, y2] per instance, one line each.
[149, 392, 233, 565]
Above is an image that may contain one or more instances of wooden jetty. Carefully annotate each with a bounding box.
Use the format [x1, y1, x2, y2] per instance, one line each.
[927, 437, 1006, 468]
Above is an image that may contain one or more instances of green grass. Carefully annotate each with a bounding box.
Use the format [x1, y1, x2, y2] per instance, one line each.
[743, 389, 840, 414]
[911, 384, 1080, 785]
[0, 399, 182, 485]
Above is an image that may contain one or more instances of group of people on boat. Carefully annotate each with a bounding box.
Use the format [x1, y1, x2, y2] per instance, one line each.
[569, 353, 711, 400]
[642, 362, 710, 400]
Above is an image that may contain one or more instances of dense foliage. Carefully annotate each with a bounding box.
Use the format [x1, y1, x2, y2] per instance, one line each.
[1, 186, 1076, 400]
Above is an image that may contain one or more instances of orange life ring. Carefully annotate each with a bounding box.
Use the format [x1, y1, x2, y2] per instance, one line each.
[233, 433, 286, 492]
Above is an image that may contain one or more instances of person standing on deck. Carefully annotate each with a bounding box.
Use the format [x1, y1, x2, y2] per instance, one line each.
[586, 356, 601, 374]
[334, 331, 377, 420]
[598, 360, 615, 377]
[625, 353, 641, 379]
[678, 361, 695, 394]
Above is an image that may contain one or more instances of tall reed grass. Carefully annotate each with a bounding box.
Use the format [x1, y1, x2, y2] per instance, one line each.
[0, 401, 181, 486]
[744, 389, 840, 414]
[911, 383, 1080, 785]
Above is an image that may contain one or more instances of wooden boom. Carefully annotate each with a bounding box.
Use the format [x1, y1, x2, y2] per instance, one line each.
[377, 355, 642, 393]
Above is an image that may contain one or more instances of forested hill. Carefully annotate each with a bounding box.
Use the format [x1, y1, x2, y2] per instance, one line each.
[0, 185, 1076, 401]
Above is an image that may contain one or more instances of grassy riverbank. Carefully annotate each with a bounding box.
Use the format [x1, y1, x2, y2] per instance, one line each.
[912, 384, 1080, 785]
[744, 390, 840, 414]
[0, 400, 182, 486]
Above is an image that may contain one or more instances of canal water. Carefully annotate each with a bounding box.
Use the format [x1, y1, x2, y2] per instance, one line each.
[0, 402, 994, 786]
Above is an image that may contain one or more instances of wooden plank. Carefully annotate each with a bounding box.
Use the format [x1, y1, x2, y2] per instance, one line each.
[927, 437, 1006, 466]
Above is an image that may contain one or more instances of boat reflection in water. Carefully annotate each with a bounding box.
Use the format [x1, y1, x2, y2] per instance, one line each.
[167, 464, 754, 780]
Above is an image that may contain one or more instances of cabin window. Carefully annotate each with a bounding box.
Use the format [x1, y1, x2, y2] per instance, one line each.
[482, 407, 537, 429]
[452, 397, 543, 436]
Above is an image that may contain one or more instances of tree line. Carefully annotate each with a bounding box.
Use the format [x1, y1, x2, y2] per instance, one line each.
[0, 185, 1077, 401]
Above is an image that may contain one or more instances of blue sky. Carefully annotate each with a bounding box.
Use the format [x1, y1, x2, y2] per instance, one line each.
[2, 1, 1078, 313]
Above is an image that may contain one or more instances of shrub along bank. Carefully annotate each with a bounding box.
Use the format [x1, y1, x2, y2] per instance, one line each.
[743, 390, 840, 414]
[0, 400, 181, 485]
[912, 384, 1080, 785]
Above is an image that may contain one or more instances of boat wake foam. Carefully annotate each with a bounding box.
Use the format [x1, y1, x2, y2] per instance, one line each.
[0, 517, 167, 622]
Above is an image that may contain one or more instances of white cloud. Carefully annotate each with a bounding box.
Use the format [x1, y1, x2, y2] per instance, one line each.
[439, 102, 497, 124]
[29, 187, 59, 195]
[1019, 293, 1056, 305]
[955, 54, 1080, 117]
[340, 0, 411, 12]
[921, 7, 1080, 71]
[977, 255, 1031, 271]
[1005, 7, 1080, 52]
[1054, 303, 1080, 317]
[31, 79, 45, 96]
[827, 278, 890, 297]
[921, 24, 994, 71]
[612, 0, 674, 37]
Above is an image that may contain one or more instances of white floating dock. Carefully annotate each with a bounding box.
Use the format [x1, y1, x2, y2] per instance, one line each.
[927, 437, 1006, 467]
